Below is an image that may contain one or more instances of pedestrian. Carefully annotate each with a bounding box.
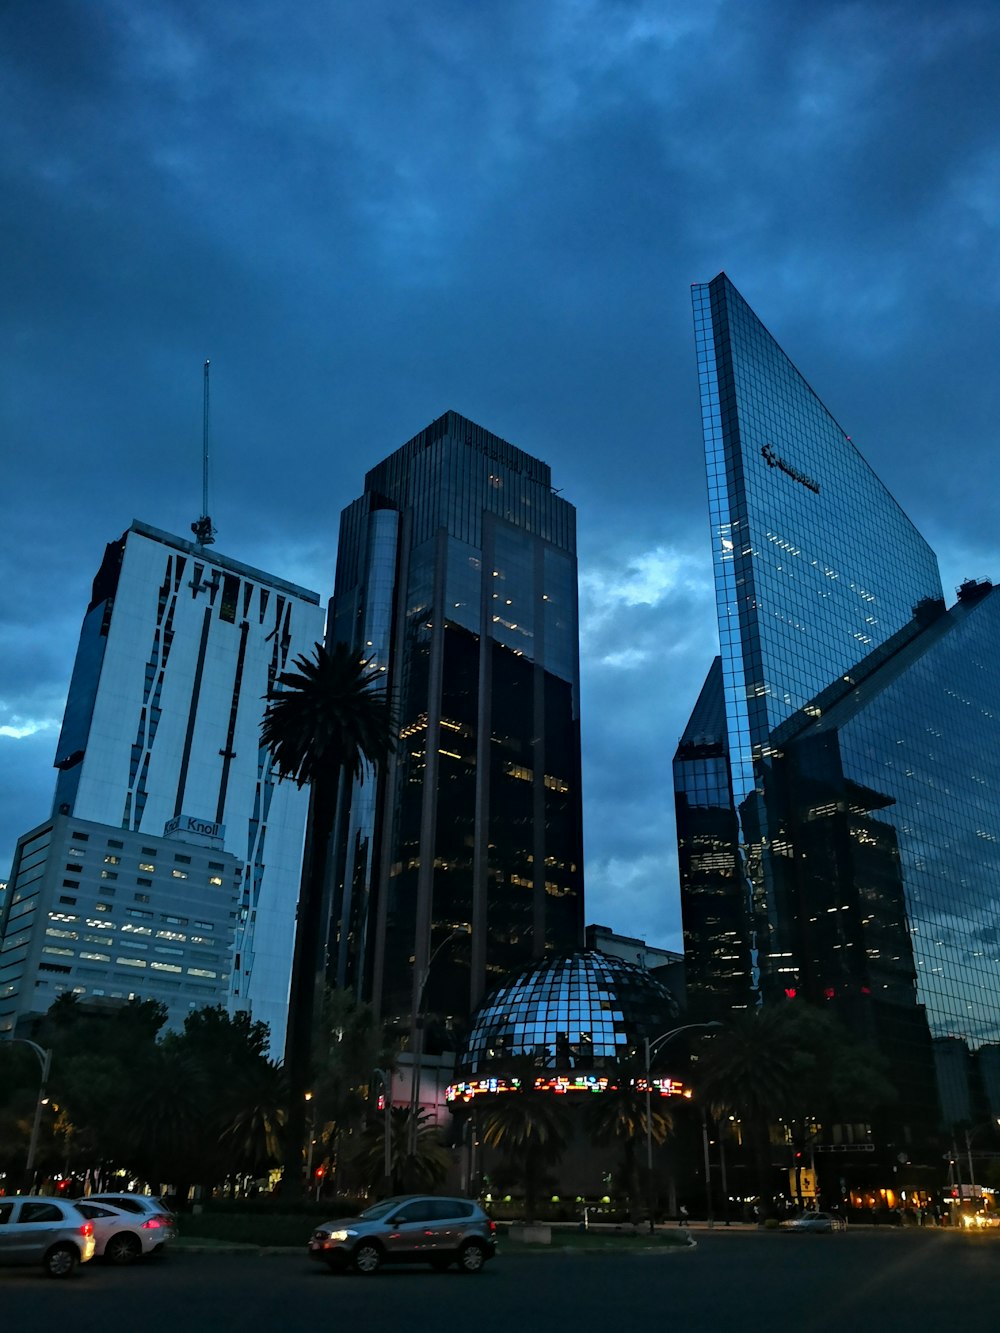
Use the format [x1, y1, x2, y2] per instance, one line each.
[678, 1203, 689, 1226]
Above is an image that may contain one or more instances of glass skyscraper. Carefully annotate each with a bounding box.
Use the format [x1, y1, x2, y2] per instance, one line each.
[328, 410, 584, 1032]
[676, 274, 1000, 1134]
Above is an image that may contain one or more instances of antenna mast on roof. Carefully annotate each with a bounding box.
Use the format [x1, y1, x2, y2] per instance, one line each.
[191, 359, 216, 546]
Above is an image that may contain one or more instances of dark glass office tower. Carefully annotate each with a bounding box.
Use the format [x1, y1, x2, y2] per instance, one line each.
[328, 411, 584, 1032]
[676, 274, 1000, 1135]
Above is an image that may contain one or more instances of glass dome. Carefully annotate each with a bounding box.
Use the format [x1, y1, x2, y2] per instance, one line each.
[457, 950, 680, 1079]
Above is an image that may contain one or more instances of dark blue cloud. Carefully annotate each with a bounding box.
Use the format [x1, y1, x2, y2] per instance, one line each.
[2, 0, 998, 948]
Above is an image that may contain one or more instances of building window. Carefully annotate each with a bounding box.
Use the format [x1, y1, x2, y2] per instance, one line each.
[209, 876, 223, 886]
[172, 870, 188, 880]
[95, 903, 113, 913]
[141, 847, 157, 856]
[106, 840, 124, 850]
[208, 862, 224, 871]
[59, 895, 77, 906]
[71, 832, 90, 841]
[137, 878, 152, 888]
[101, 870, 118, 880]
[126, 908, 152, 920]
[161, 915, 189, 926]
[104, 855, 121, 865]
[139, 862, 155, 872]
[134, 893, 150, 904]
[65, 863, 83, 873]
[174, 854, 192, 865]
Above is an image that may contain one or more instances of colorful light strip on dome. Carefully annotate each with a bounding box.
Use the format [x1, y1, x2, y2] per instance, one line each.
[445, 1074, 688, 1102]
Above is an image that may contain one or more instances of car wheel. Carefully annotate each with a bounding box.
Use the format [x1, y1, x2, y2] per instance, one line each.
[458, 1241, 487, 1274]
[354, 1241, 383, 1275]
[106, 1232, 142, 1265]
[430, 1257, 453, 1272]
[44, 1244, 78, 1279]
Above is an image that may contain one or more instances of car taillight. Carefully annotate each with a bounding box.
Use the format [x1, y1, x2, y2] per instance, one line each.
[142, 1218, 165, 1229]
[80, 1223, 94, 1238]
[488, 1220, 496, 1235]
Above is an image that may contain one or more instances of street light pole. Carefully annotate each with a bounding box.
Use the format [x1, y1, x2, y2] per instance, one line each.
[643, 1021, 722, 1235]
[407, 925, 469, 1156]
[701, 1107, 714, 1228]
[10, 1039, 52, 1193]
[373, 1068, 393, 1196]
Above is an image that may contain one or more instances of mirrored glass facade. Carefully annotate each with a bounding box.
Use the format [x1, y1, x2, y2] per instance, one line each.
[329, 412, 584, 1032]
[677, 274, 1000, 1136]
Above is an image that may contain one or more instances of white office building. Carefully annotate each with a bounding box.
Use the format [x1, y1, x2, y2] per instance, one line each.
[0, 814, 242, 1033]
[41, 520, 325, 1048]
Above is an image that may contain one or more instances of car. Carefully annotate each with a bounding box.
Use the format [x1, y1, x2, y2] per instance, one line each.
[77, 1192, 175, 1226]
[308, 1194, 497, 1274]
[780, 1210, 847, 1233]
[0, 1196, 96, 1277]
[74, 1198, 176, 1264]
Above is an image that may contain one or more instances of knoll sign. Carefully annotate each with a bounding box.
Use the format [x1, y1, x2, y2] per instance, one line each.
[164, 814, 226, 841]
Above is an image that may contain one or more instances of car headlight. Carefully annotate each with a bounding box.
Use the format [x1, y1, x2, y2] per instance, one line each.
[329, 1229, 356, 1242]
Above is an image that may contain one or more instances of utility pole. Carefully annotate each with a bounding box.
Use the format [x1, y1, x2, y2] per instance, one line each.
[191, 359, 216, 546]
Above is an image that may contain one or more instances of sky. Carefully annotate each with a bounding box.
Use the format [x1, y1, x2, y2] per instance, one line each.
[2, 0, 999, 954]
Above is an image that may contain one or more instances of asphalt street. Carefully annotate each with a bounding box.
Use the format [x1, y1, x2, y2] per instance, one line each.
[2, 1230, 995, 1333]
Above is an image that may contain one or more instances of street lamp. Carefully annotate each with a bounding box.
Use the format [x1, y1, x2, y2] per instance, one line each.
[372, 1068, 393, 1196]
[643, 1022, 722, 1235]
[407, 924, 470, 1155]
[304, 1091, 317, 1192]
[8, 1038, 52, 1193]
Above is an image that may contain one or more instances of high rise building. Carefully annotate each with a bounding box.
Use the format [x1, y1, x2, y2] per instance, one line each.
[0, 813, 241, 1034]
[41, 520, 325, 1046]
[328, 410, 584, 1031]
[675, 274, 1000, 1133]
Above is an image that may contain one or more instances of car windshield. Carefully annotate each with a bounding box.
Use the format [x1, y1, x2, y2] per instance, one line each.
[359, 1198, 408, 1220]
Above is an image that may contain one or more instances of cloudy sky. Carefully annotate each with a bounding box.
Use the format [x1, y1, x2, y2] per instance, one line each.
[2, 0, 998, 952]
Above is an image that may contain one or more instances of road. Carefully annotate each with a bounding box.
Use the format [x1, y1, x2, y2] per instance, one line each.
[1, 1230, 995, 1333]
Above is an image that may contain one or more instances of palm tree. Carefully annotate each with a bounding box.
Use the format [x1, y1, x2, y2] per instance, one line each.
[348, 1106, 450, 1194]
[261, 642, 395, 1199]
[585, 1057, 674, 1223]
[218, 1058, 287, 1180]
[480, 1084, 572, 1223]
[694, 1006, 801, 1216]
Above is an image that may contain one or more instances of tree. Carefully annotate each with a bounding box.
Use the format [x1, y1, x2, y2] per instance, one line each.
[218, 1058, 287, 1180]
[694, 1002, 897, 1215]
[260, 642, 395, 1199]
[480, 1079, 572, 1223]
[309, 987, 396, 1194]
[348, 1106, 450, 1194]
[585, 1056, 674, 1222]
[693, 1005, 801, 1215]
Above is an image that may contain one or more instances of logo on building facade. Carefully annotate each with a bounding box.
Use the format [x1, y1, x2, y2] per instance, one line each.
[761, 444, 820, 494]
[164, 814, 225, 840]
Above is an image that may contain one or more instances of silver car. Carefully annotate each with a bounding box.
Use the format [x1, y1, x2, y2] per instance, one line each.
[0, 1196, 96, 1277]
[780, 1210, 847, 1233]
[309, 1194, 497, 1274]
